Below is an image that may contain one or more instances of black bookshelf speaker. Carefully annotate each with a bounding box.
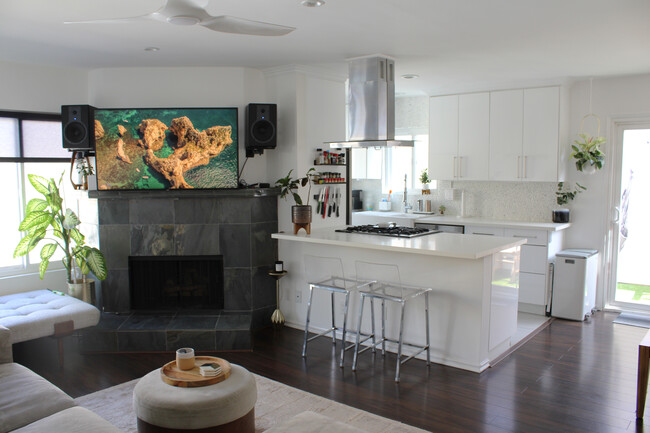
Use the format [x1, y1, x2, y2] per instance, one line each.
[61, 105, 95, 151]
[245, 103, 276, 156]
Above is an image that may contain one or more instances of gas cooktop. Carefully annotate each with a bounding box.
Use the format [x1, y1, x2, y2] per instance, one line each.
[335, 224, 440, 238]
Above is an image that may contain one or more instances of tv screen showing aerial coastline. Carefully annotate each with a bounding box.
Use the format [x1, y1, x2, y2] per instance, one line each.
[94, 107, 238, 190]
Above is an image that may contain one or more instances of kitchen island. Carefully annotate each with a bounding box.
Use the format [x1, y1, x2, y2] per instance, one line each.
[272, 228, 526, 372]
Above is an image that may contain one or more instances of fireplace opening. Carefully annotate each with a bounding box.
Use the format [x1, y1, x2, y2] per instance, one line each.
[129, 255, 224, 311]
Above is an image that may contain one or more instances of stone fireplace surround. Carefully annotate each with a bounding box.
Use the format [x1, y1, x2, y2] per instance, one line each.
[84, 188, 278, 352]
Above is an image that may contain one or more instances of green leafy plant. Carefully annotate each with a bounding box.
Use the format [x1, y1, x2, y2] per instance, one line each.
[438, 204, 446, 215]
[13, 174, 107, 283]
[419, 168, 431, 185]
[556, 181, 587, 206]
[571, 134, 605, 172]
[275, 168, 317, 205]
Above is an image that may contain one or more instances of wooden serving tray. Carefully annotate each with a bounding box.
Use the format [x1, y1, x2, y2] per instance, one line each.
[160, 356, 231, 387]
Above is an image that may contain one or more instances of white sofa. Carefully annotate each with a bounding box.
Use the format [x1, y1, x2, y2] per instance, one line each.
[0, 325, 122, 433]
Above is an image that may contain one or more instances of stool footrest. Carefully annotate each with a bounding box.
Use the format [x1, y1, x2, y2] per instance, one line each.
[400, 346, 430, 365]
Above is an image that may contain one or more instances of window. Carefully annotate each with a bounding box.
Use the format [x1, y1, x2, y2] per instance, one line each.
[0, 110, 69, 277]
[381, 134, 431, 193]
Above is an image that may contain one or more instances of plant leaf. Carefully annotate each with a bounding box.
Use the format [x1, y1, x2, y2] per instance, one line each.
[25, 198, 48, 214]
[28, 174, 50, 196]
[85, 248, 107, 280]
[293, 192, 303, 205]
[18, 211, 50, 231]
[40, 243, 58, 261]
[69, 228, 84, 245]
[13, 235, 34, 258]
[62, 209, 80, 230]
[38, 259, 49, 280]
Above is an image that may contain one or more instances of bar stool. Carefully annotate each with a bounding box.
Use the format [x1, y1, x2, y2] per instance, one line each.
[352, 260, 431, 382]
[302, 255, 372, 367]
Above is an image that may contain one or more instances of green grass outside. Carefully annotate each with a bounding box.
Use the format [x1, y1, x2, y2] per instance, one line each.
[616, 282, 650, 304]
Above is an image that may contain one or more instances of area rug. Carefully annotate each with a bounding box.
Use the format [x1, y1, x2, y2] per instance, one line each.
[75, 373, 428, 433]
[613, 312, 650, 328]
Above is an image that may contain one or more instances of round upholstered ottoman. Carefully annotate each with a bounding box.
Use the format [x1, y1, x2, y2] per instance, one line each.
[133, 364, 257, 433]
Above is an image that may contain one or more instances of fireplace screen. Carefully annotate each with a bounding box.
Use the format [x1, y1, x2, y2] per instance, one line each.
[129, 255, 224, 310]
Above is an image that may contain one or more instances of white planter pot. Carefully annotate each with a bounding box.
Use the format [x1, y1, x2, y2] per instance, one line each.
[67, 280, 96, 305]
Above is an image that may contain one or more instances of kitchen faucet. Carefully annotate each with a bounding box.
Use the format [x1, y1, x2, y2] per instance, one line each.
[403, 174, 412, 213]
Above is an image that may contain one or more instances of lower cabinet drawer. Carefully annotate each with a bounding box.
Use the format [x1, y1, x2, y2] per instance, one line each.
[466, 226, 505, 236]
[519, 272, 546, 305]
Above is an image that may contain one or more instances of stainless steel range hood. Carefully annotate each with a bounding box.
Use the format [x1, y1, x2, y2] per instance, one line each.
[325, 56, 414, 148]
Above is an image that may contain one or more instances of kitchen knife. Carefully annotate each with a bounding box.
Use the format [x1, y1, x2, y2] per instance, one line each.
[336, 187, 340, 217]
[316, 187, 324, 214]
[321, 186, 330, 219]
[328, 189, 332, 217]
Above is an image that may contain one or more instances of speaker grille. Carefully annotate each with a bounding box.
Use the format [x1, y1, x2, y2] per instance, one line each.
[250, 119, 275, 144]
[64, 122, 87, 144]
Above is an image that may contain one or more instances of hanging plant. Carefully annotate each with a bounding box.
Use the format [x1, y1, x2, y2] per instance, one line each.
[570, 134, 605, 173]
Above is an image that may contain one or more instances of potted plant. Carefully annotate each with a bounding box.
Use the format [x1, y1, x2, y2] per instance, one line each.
[419, 168, 431, 193]
[275, 168, 317, 234]
[570, 134, 605, 174]
[553, 181, 586, 222]
[438, 204, 446, 215]
[13, 174, 107, 303]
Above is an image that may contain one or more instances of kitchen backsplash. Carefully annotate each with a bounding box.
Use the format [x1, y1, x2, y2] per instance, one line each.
[358, 180, 558, 222]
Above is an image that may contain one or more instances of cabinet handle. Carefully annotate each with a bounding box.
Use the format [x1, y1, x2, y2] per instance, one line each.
[458, 156, 463, 178]
[473, 232, 494, 236]
[453, 156, 457, 178]
[512, 235, 531, 238]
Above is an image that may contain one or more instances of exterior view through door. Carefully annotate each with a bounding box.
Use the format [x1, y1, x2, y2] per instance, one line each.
[611, 128, 650, 307]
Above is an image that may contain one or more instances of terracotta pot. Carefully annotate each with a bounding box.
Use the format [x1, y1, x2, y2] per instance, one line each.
[67, 280, 96, 305]
[291, 205, 312, 224]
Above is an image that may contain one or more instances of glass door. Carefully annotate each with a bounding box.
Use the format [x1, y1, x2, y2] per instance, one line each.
[609, 128, 650, 308]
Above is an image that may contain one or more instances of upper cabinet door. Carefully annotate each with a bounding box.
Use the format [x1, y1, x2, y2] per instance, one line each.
[489, 89, 524, 181]
[458, 93, 490, 180]
[429, 95, 458, 180]
[523, 87, 560, 181]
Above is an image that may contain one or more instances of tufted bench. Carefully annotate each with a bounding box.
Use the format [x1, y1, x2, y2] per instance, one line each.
[0, 289, 100, 366]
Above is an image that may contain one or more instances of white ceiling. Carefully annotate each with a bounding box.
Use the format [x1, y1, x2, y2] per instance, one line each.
[1, 0, 649, 95]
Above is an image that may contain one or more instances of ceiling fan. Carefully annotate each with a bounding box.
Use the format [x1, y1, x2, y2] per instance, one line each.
[64, 0, 295, 37]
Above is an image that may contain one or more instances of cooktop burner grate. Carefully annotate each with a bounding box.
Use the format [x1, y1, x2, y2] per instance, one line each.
[335, 225, 440, 238]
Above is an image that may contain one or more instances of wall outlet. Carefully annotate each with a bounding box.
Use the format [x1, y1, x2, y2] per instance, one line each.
[295, 290, 302, 304]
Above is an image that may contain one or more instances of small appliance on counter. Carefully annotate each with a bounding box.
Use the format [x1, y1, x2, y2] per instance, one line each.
[352, 190, 363, 211]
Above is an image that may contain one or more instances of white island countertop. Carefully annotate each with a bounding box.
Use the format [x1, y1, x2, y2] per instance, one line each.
[272, 227, 525, 260]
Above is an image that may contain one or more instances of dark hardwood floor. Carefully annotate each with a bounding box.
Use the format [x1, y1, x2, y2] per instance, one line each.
[11, 311, 650, 432]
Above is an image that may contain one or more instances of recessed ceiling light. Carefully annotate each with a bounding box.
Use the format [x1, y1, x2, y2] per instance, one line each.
[401, 74, 419, 80]
[144, 47, 160, 52]
[301, 0, 325, 7]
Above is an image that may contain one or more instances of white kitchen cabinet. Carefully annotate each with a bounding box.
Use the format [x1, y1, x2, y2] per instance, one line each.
[428, 95, 457, 180]
[522, 87, 560, 181]
[458, 93, 490, 180]
[466, 224, 564, 315]
[429, 93, 489, 180]
[489, 89, 524, 181]
[489, 87, 560, 181]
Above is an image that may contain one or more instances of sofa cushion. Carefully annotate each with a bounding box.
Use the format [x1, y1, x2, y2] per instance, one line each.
[0, 363, 75, 433]
[0, 325, 11, 364]
[0, 289, 99, 343]
[11, 406, 122, 433]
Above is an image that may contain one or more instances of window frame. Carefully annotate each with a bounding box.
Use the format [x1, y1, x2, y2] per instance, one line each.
[0, 109, 68, 277]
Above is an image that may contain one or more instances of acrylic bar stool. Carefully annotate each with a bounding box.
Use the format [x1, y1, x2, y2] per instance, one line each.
[352, 260, 432, 382]
[302, 255, 372, 367]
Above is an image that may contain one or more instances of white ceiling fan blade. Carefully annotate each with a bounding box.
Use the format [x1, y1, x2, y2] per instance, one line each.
[64, 15, 152, 25]
[201, 16, 295, 36]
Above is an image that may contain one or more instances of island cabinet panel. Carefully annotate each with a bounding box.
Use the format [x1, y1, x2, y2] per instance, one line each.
[272, 229, 525, 373]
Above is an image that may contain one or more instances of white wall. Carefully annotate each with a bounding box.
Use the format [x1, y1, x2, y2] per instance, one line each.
[264, 66, 346, 233]
[566, 74, 650, 308]
[0, 61, 88, 113]
[88, 66, 269, 184]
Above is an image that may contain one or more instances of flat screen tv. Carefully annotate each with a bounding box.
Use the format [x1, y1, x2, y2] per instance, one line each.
[94, 107, 238, 190]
